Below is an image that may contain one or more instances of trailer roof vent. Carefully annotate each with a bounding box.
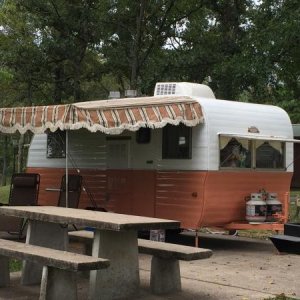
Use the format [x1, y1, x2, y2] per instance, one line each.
[154, 82, 215, 99]
[108, 91, 121, 99]
[125, 90, 137, 98]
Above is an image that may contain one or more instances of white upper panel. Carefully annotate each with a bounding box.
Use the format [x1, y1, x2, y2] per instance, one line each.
[27, 93, 293, 172]
[196, 97, 294, 171]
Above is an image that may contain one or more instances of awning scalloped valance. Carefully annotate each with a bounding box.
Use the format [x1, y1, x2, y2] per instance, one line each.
[0, 96, 204, 135]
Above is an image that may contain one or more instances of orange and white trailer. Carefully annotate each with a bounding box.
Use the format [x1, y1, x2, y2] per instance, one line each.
[0, 82, 296, 232]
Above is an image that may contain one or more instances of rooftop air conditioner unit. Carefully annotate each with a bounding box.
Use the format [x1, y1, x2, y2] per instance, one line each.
[154, 82, 215, 99]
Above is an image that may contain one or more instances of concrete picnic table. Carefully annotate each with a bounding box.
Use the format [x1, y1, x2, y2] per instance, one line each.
[0, 206, 180, 300]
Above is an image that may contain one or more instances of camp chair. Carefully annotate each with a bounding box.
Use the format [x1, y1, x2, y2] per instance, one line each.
[57, 174, 83, 208]
[9, 173, 40, 206]
[0, 173, 40, 237]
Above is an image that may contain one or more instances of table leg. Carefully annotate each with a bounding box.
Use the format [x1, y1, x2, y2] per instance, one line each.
[21, 220, 68, 285]
[40, 266, 77, 300]
[0, 255, 9, 287]
[89, 230, 140, 300]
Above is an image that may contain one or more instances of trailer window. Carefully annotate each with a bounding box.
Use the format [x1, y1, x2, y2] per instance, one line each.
[136, 128, 151, 144]
[219, 136, 286, 170]
[220, 137, 251, 168]
[46, 130, 66, 158]
[255, 141, 284, 169]
[162, 124, 192, 159]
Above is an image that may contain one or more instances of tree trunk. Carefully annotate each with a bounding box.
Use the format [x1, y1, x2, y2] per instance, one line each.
[73, 63, 82, 101]
[54, 66, 63, 104]
[1, 136, 8, 186]
[17, 135, 24, 173]
[130, 0, 146, 90]
[27, 81, 33, 106]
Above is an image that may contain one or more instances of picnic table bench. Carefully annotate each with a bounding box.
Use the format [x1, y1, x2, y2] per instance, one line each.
[69, 230, 213, 294]
[0, 238, 109, 300]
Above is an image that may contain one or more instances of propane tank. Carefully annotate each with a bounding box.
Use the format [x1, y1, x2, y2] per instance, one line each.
[266, 193, 282, 222]
[246, 193, 267, 222]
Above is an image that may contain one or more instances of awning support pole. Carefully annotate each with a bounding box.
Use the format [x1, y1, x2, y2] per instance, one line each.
[65, 130, 69, 208]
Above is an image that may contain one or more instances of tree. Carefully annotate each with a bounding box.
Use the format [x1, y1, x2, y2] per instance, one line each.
[247, 0, 300, 105]
[0, 0, 109, 104]
[159, 0, 254, 100]
[0, 0, 299, 121]
[0, 1, 47, 106]
[100, 0, 204, 93]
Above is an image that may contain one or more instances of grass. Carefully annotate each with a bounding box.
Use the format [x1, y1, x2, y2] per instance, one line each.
[237, 229, 273, 239]
[0, 184, 10, 204]
[0, 185, 22, 272]
[9, 259, 22, 272]
[289, 190, 300, 223]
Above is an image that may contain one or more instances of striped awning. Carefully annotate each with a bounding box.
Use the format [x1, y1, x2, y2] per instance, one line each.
[0, 96, 203, 135]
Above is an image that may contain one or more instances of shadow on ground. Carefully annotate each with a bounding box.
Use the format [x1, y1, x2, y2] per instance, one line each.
[163, 230, 274, 253]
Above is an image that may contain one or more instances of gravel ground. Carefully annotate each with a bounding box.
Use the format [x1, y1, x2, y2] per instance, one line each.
[0, 231, 299, 300]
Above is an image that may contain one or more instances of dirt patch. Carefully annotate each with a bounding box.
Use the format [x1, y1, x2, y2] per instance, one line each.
[166, 232, 300, 299]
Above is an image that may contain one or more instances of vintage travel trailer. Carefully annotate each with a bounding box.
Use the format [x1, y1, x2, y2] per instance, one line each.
[20, 82, 296, 232]
[1, 82, 295, 231]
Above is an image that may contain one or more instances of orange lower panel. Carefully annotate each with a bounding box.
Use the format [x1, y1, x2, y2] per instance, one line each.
[201, 171, 292, 228]
[26, 168, 292, 230]
[154, 171, 206, 228]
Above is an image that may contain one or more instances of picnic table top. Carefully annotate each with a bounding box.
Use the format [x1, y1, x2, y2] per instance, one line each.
[0, 206, 180, 231]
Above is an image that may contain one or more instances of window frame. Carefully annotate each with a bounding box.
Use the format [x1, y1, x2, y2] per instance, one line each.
[162, 124, 192, 159]
[219, 135, 286, 171]
[46, 130, 66, 159]
[254, 140, 285, 170]
[136, 128, 151, 144]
